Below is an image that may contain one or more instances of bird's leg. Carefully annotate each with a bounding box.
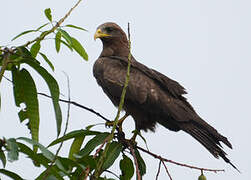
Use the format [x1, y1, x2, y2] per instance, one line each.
[118, 113, 129, 131]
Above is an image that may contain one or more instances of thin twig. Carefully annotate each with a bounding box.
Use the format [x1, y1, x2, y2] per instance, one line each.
[38, 92, 111, 122]
[104, 170, 120, 179]
[22, 0, 82, 47]
[136, 146, 225, 173]
[128, 142, 141, 180]
[93, 137, 108, 158]
[161, 160, 172, 180]
[155, 160, 161, 180]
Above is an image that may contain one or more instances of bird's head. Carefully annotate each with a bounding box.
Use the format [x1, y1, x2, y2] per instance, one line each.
[94, 22, 129, 57]
[94, 22, 128, 43]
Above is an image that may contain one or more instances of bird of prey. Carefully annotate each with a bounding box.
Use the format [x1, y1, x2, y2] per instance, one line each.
[93, 22, 238, 170]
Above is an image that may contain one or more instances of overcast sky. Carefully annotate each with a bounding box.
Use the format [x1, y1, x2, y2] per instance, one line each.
[0, 0, 250, 179]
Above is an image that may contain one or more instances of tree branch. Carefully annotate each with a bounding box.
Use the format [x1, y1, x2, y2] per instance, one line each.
[136, 146, 225, 173]
[128, 142, 141, 180]
[161, 160, 172, 180]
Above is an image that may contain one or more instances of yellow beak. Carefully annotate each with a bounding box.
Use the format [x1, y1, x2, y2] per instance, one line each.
[94, 29, 111, 40]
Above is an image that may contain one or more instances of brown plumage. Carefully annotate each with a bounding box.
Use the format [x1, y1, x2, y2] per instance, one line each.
[93, 22, 238, 170]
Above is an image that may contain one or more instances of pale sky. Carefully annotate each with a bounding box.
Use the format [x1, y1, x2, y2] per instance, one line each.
[0, 0, 250, 179]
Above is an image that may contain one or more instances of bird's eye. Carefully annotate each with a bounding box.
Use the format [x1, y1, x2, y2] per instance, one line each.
[105, 27, 113, 33]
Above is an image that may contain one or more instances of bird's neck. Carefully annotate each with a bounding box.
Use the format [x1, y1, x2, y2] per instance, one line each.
[100, 38, 130, 58]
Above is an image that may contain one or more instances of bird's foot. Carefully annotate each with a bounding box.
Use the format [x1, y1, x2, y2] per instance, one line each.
[105, 120, 114, 128]
[105, 113, 129, 131]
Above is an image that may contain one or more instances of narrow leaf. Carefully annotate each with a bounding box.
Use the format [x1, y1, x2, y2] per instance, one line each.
[44, 8, 52, 22]
[120, 154, 134, 180]
[59, 39, 73, 51]
[55, 32, 61, 53]
[65, 24, 87, 31]
[39, 52, 55, 71]
[22, 58, 62, 136]
[0, 169, 23, 180]
[36, 22, 50, 31]
[17, 137, 66, 172]
[58, 29, 72, 46]
[30, 41, 41, 58]
[71, 37, 88, 61]
[0, 150, 6, 167]
[12, 68, 40, 142]
[18, 143, 64, 179]
[6, 138, 19, 162]
[48, 130, 101, 147]
[68, 136, 85, 160]
[36, 169, 64, 180]
[77, 132, 110, 158]
[12, 30, 35, 41]
[102, 142, 123, 170]
[17, 142, 48, 167]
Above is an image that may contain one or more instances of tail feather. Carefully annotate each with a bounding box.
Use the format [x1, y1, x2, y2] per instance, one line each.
[181, 122, 239, 172]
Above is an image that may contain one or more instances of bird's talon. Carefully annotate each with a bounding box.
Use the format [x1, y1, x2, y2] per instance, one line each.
[105, 121, 114, 128]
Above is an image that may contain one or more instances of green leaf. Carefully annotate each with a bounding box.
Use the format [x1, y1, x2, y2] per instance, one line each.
[58, 29, 72, 46]
[39, 52, 55, 71]
[30, 41, 41, 58]
[102, 142, 123, 170]
[12, 68, 40, 142]
[36, 22, 50, 31]
[134, 149, 146, 176]
[59, 39, 73, 51]
[17, 137, 66, 173]
[22, 58, 62, 136]
[55, 32, 61, 53]
[44, 8, 52, 22]
[68, 136, 85, 161]
[58, 157, 84, 172]
[0, 150, 6, 167]
[71, 37, 88, 61]
[17, 142, 48, 167]
[77, 155, 97, 170]
[77, 132, 110, 158]
[120, 154, 134, 180]
[6, 138, 19, 162]
[16, 46, 34, 58]
[48, 130, 101, 147]
[65, 24, 88, 31]
[18, 110, 28, 122]
[12, 30, 35, 41]
[0, 169, 23, 180]
[18, 137, 54, 159]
